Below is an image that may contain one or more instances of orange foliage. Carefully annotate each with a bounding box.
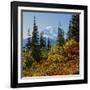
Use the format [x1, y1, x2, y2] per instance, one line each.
[22, 39, 79, 77]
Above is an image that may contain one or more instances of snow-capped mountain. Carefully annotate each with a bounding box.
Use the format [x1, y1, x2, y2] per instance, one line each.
[23, 37, 56, 48]
[23, 26, 57, 48]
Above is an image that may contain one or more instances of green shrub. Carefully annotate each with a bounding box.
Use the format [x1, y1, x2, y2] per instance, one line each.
[22, 51, 34, 69]
[40, 48, 48, 59]
[47, 46, 65, 63]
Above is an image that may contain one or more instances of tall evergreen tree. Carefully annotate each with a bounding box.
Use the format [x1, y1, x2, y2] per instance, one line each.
[47, 38, 51, 50]
[40, 32, 46, 48]
[26, 28, 31, 50]
[67, 14, 79, 41]
[57, 25, 64, 46]
[31, 16, 40, 62]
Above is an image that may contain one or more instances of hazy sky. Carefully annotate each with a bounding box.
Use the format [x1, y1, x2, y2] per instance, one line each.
[22, 11, 73, 40]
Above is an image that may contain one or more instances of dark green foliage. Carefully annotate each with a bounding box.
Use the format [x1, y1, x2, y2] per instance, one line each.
[22, 51, 34, 69]
[24, 57, 34, 69]
[47, 38, 51, 50]
[31, 45, 41, 62]
[67, 14, 79, 42]
[40, 48, 48, 59]
[40, 32, 47, 59]
[40, 32, 46, 48]
[57, 25, 65, 46]
[26, 28, 31, 50]
[26, 37, 31, 49]
[31, 16, 41, 62]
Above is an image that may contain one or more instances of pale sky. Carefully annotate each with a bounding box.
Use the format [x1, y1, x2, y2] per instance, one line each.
[22, 11, 73, 40]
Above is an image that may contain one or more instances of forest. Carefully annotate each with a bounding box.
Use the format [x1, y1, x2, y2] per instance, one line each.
[22, 14, 79, 77]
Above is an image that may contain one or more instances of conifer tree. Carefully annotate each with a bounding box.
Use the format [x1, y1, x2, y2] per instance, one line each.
[47, 38, 51, 50]
[40, 32, 46, 48]
[57, 24, 64, 46]
[26, 28, 31, 50]
[67, 14, 79, 41]
[31, 16, 40, 62]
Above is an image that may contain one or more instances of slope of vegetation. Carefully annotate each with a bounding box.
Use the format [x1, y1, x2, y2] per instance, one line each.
[22, 14, 79, 77]
[22, 39, 79, 77]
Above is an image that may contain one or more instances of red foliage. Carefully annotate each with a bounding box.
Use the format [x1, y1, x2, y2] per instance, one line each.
[65, 42, 79, 55]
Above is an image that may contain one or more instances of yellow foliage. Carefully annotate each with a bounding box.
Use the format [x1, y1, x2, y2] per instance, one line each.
[48, 45, 65, 63]
[48, 54, 64, 63]
[22, 39, 79, 77]
[64, 38, 77, 48]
